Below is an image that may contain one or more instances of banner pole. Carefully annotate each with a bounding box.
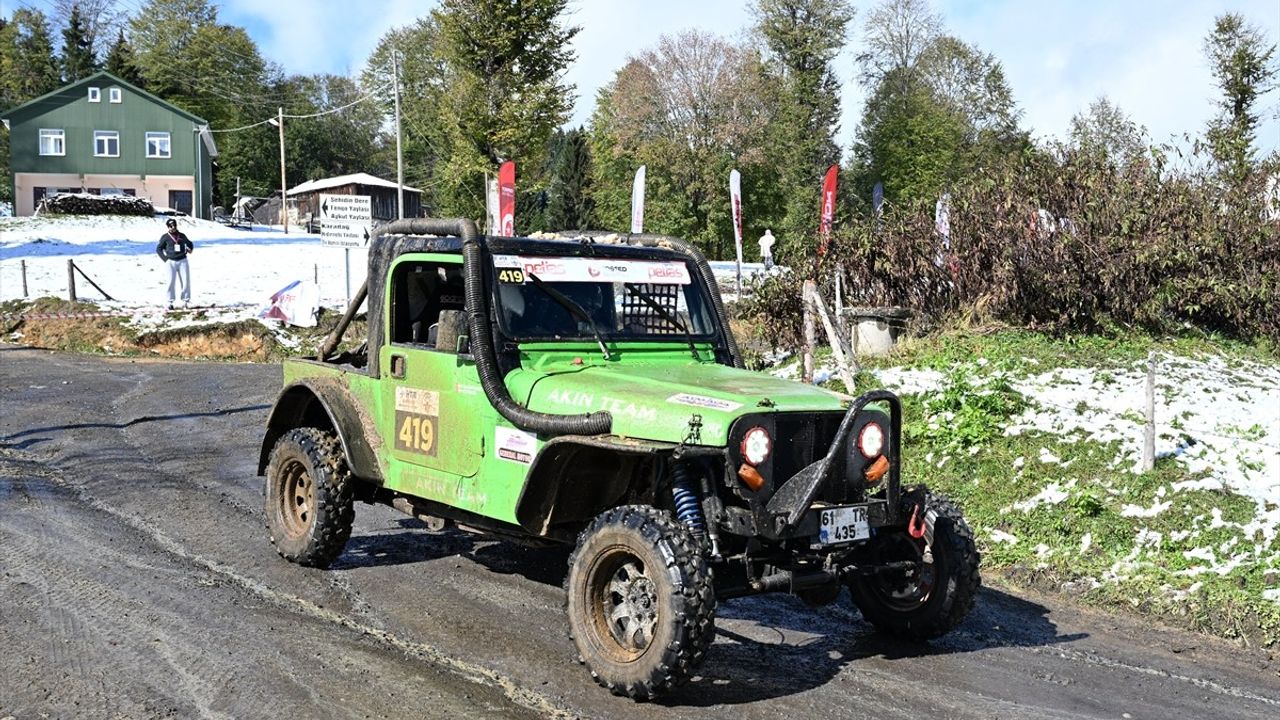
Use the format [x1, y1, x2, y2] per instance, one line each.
[344, 248, 351, 305]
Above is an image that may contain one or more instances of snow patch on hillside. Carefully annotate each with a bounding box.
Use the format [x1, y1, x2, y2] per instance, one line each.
[1, 215, 365, 315]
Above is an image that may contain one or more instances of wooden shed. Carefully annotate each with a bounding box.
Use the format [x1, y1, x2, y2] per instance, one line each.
[286, 172, 422, 226]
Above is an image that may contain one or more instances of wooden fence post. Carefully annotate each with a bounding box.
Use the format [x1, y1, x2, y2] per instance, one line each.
[66, 259, 77, 302]
[21, 259, 28, 297]
[72, 262, 115, 301]
[802, 279, 816, 384]
[807, 284, 859, 392]
[1142, 352, 1156, 472]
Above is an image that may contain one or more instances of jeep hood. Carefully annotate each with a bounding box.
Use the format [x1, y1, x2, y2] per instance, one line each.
[510, 361, 848, 445]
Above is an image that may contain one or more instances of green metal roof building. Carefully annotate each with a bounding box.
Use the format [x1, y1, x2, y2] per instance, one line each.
[1, 70, 217, 218]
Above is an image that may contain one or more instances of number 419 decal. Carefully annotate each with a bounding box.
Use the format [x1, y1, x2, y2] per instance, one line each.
[395, 410, 438, 456]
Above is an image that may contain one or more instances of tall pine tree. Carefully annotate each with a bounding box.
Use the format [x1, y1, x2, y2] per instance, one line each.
[753, 0, 854, 259]
[59, 4, 98, 82]
[104, 29, 144, 86]
[544, 128, 594, 231]
[1, 9, 60, 106]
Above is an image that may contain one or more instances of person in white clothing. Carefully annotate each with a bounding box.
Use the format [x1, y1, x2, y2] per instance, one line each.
[155, 217, 193, 308]
[758, 229, 776, 270]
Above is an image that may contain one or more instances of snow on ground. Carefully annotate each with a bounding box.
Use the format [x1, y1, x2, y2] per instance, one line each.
[863, 357, 1280, 510]
[0, 217, 780, 320]
[0, 215, 368, 320]
[776, 349, 1280, 592]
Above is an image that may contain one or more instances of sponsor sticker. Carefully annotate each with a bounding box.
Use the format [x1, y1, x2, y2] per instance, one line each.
[495, 426, 537, 465]
[667, 393, 743, 412]
[395, 387, 439, 415]
[491, 256, 691, 285]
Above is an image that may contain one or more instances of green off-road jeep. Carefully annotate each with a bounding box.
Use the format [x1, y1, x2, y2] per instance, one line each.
[259, 218, 979, 699]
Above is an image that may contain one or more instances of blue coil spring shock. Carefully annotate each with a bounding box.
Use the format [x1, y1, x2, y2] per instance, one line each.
[670, 463, 706, 540]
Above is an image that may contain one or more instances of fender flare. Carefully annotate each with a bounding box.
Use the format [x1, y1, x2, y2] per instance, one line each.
[514, 435, 681, 536]
[257, 379, 382, 482]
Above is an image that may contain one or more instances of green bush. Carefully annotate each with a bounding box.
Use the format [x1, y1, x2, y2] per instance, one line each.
[738, 146, 1280, 349]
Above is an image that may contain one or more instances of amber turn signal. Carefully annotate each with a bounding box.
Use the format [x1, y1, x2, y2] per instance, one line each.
[738, 463, 765, 491]
[864, 456, 890, 484]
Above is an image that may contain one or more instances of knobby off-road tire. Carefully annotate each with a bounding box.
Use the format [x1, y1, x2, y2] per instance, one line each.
[565, 505, 716, 700]
[264, 427, 355, 568]
[849, 491, 980, 640]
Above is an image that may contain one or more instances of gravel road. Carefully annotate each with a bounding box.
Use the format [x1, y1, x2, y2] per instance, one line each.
[1, 346, 1277, 719]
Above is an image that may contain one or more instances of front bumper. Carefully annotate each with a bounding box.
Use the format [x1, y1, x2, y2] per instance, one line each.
[742, 390, 904, 542]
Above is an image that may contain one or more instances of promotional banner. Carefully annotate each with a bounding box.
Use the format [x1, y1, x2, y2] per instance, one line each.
[935, 193, 953, 270]
[485, 177, 499, 234]
[260, 280, 319, 327]
[818, 164, 838, 257]
[729, 169, 744, 280]
[491, 255, 691, 285]
[934, 192, 951, 242]
[498, 160, 516, 236]
[630, 165, 646, 234]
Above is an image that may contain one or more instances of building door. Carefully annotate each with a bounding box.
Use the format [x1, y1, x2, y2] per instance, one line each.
[169, 190, 193, 216]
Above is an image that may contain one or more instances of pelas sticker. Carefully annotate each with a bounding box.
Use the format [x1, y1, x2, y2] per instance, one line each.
[495, 426, 537, 465]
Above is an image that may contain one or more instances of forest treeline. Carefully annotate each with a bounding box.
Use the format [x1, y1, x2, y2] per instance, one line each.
[2, 0, 1276, 341]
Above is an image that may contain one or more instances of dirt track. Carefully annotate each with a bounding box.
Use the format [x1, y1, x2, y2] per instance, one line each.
[1, 346, 1277, 719]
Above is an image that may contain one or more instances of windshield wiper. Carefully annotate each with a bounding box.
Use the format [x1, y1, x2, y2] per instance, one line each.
[527, 273, 613, 359]
[625, 283, 700, 360]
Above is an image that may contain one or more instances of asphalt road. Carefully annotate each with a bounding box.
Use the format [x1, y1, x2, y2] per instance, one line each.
[1, 346, 1277, 719]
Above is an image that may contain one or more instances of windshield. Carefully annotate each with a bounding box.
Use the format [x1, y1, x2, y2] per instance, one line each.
[492, 254, 718, 341]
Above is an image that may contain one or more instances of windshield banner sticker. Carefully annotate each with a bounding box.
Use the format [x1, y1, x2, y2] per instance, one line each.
[667, 393, 743, 412]
[492, 255, 691, 285]
[495, 426, 537, 465]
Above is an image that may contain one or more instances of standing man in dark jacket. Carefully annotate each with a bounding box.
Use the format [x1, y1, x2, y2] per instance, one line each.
[156, 217, 193, 309]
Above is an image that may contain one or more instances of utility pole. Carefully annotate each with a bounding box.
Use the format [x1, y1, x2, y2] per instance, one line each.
[392, 49, 405, 219]
[277, 106, 288, 233]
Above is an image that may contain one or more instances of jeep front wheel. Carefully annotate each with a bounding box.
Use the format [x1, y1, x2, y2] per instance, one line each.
[848, 491, 980, 640]
[265, 427, 354, 568]
[566, 505, 716, 700]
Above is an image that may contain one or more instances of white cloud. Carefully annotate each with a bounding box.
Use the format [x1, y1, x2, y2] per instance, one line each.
[940, 0, 1279, 151]
[218, 0, 425, 78]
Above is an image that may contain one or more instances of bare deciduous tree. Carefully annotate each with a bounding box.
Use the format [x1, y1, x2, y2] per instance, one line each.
[51, 0, 125, 57]
[857, 0, 942, 87]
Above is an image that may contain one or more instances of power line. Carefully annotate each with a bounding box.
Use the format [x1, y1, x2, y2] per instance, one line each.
[203, 91, 379, 134]
[282, 92, 378, 120]
[203, 118, 275, 134]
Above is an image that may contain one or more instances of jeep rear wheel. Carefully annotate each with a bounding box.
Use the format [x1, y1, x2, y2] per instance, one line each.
[848, 492, 979, 640]
[566, 505, 716, 700]
[265, 427, 354, 568]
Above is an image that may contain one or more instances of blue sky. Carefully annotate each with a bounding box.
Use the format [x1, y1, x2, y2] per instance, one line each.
[212, 0, 1279, 155]
[8, 1, 1279, 153]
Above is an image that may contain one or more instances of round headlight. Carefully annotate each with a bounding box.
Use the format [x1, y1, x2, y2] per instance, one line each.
[858, 423, 884, 458]
[741, 426, 772, 466]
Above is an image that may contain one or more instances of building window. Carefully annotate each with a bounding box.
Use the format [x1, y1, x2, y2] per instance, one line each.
[145, 131, 171, 158]
[109, 87, 122, 103]
[39, 128, 66, 156]
[88, 87, 101, 102]
[94, 130, 120, 157]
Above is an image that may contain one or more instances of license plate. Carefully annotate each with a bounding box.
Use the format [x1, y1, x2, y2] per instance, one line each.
[817, 505, 870, 545]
